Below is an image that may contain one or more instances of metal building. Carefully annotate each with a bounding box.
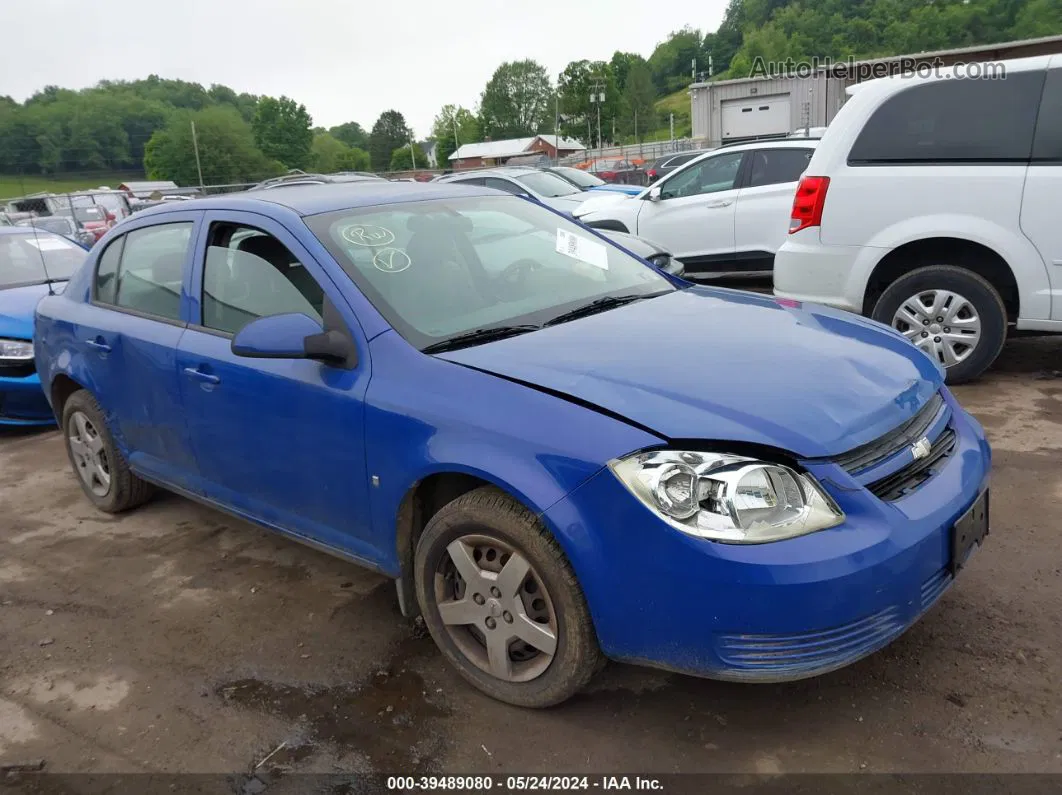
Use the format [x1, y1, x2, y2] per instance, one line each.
[690, 34, 1062, 146]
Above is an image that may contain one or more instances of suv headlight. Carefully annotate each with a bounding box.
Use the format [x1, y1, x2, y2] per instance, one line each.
[610, 450, 844, 543]
[0, 338, 34, 361]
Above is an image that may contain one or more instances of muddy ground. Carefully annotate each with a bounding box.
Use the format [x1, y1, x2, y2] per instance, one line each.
[1, 335, 1060, 779]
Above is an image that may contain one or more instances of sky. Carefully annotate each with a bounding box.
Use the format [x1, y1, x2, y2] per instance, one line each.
[0, 0, 728, 138]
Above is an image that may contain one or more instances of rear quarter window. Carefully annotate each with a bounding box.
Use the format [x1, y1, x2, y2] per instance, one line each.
[1033, 69, 1062, 162]
[848, 71, 1045, 164]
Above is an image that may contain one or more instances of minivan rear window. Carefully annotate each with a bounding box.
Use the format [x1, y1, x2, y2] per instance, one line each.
[1033, 69, 1062, 162]
[848, 71, 1045, 165]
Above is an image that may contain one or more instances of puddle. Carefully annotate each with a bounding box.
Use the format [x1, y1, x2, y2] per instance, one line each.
[217, 637, 448, 775]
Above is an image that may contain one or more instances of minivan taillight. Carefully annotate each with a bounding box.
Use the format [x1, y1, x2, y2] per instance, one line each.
[789, 176, 830, 234]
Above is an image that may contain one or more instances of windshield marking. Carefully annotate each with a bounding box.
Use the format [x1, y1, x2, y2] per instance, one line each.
[341, 224, 396, 247]
[556, 229, 609, 270]
[372, 247, 412, 273]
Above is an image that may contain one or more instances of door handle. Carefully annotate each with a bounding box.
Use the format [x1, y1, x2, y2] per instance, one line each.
[85, 338, 111, 353]
[183, 367, 220, 386]
[706, 200, 734, 209]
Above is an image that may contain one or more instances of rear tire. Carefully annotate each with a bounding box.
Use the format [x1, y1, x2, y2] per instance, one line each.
[871, 265, 1007, 384]
[62, 390, 153, 513]
[414, 486, 601, 707]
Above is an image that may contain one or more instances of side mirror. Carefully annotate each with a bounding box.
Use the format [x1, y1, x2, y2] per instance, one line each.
[231, 313, 356, 368]
[647, 186, 662, 202]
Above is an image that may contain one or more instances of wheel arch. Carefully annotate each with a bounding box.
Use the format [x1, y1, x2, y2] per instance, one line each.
[392, 467, 576, 620]
[862, 237, 1020, 322]
[49, 372, 88, 424]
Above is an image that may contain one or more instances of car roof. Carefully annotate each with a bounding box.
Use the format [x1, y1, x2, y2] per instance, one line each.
[716, 138, 821, 151]
[441, 166, 540, 179]
[0, 225, 72, 240]
[127, 182, 502, 220]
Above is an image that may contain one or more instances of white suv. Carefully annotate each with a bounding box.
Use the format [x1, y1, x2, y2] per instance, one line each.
[574, 139, 817, 277]
[775, 54, 1062, 383]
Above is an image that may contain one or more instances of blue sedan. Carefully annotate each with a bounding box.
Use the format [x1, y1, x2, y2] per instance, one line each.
[0, 227, 86, 425]
[32, 183, 991, 706]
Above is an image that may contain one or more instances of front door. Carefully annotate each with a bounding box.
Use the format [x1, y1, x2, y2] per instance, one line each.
[175, 211, 377, 562]
[634, 149, 745, 267]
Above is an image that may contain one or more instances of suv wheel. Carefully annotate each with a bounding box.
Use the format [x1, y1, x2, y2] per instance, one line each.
[872, 265, 1007, 384]
[414, 486, 601, 707]
[62, 390, 154, 513]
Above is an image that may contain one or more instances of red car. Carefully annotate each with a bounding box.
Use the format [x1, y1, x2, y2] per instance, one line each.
[588, 158, 645, 186]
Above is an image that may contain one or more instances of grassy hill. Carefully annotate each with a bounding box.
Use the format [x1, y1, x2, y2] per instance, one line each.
[0, 172, 143, 202]
[646, 89, 692, 140]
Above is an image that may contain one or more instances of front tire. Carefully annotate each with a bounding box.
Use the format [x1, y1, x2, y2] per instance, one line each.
[414, 487, 601, 707]
[872, 265, 1007, 384]
[62, 390, 153, 513]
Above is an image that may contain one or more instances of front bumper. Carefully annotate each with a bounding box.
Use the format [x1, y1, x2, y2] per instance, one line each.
[544, 395, 991, 681]
[0, 368, 55, 426]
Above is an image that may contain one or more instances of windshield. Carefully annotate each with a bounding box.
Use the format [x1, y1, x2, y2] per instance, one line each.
[20, 218, 75, 235]
[72, 206, 106, 222]
[554, 168, 605, 189]
[513, 171, 582, 198]
[0, 232, 86, 288]
[305, 196, 674, 350]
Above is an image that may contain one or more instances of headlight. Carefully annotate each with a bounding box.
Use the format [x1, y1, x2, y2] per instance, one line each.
[0, 338, 34, 361]
[610, 450, 844, 543]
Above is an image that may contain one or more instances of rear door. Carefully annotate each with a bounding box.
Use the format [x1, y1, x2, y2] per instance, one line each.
[175, 210, 376, 560]
[1021, 65, 1062, 320]
[85, 212, 202, 489]
[634, 149, 745, 267]
[734, 146, 814, 266]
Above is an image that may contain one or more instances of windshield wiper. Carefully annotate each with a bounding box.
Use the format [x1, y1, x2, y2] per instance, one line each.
[421, 324, 541, 354]
[544, 293, 662, 327]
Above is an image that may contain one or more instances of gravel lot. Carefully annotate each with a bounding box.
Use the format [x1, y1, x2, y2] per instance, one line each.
[1, 334, 1060, 778]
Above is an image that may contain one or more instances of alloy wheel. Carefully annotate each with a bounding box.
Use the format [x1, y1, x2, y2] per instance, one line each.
[891, 289, 982, 368]
[433, 533, 558, 683]
[68, 410, 111, 497]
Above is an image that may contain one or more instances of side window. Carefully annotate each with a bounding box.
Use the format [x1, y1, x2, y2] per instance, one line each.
[661, 151, 744, 199]
[113, 222, 193, 321]
[451, 177, 486, 187]
[848, 71, 1045, 164]
[93, 237, 124, 304]
[1033, 69, 1062, 162]
[745, 148, 814, 188]
[485, 177, 525, 195]
[201, 223, 325, 336]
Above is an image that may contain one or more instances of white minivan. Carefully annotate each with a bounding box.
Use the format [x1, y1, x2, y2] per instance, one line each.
[774, 55, 1062, 383]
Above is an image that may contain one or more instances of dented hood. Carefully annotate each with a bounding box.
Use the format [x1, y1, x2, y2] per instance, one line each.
[438, 287, 943, 459]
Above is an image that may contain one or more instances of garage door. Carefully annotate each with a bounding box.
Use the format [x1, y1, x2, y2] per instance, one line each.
[721, 95, 791, 140]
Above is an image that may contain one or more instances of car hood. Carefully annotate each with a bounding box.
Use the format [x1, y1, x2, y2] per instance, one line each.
[540, 195, 592, 214]
[589, 184, 644, 196]
[572, 191, 637, 217]
[0, 282, 57, 339]
[438, 288, 943, 458]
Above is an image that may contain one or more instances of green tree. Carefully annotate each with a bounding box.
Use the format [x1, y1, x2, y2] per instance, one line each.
[622, 61, 656, 140]
[430, 104, 480, 168]
[329, 121, 369, 150]
[310, 132, 349, 173]
[252, 96, 313, 169]
[369, 110, 412, 171]
[389, 142, 427, 171]
[335, 147, 371, 172]
[557, 60, 619, 144]
[647, 27, 703, 93]
[144, 106, 280, 185]
[479, 60, 554, 139]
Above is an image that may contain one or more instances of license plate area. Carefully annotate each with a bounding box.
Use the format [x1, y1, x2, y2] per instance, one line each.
[950, 490, 989, 575]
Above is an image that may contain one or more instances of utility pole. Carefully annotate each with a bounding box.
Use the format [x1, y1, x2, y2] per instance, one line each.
[409, 138, 417, 169]
[190, 120, 205, 189]
[669, 113, 675, 144]
[554, 93, 560, 164]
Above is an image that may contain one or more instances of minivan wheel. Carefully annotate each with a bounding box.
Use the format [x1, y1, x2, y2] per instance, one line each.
[872, 265, 1007, 384]
[414, 486, 601, 707]
[62, 390, 153, 513]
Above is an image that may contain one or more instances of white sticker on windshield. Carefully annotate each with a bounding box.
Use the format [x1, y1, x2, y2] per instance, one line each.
[26, 237, 73, 251]
[556, 229, 608, 270]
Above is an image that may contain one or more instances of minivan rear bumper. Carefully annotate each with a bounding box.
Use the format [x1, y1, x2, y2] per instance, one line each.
[773, 237, 878, 314]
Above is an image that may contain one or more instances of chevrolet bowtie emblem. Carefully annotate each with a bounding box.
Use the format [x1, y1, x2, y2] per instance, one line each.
[911, 436, 932, 460]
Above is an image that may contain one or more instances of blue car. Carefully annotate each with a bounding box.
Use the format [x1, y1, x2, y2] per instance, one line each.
[0, 227, 86, 425]
[546, 166, 644, 196]
[33, 184, 991, 707]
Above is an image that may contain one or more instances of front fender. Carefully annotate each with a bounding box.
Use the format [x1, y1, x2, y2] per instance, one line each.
[363, 331, 662, 574]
